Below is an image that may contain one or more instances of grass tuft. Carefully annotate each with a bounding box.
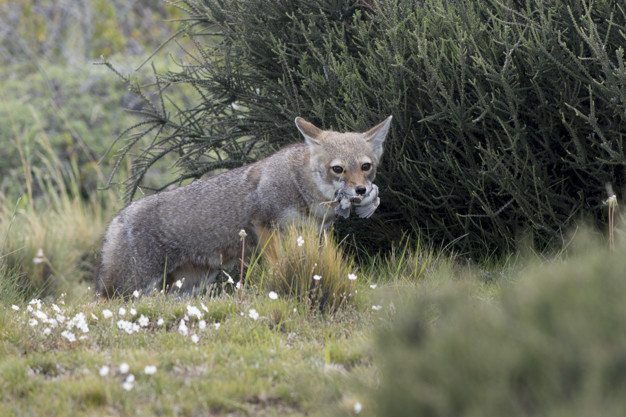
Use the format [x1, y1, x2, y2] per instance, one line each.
[256, 220, 359, 313]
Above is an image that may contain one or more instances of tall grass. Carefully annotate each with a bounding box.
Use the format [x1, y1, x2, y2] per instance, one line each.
[0, 105, 119, 304]
[254, 220, 360, 313]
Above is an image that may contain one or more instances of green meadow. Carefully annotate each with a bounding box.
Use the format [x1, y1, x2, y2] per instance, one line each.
[2, 1, 626, 416]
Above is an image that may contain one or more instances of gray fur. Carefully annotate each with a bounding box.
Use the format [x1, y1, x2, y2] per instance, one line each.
[95, 116, 391, 297]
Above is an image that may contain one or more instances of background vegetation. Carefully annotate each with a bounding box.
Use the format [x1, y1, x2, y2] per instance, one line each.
[1, 0, 626, 416]
[112, 0, 626, 256]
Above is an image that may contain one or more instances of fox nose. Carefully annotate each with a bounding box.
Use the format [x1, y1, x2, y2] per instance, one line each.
[355, 186, 367, 195]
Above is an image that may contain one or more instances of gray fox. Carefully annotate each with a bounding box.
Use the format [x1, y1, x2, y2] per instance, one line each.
[95, 116, 392, 296]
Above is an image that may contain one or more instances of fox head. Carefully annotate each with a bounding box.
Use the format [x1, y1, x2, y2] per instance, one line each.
[295, 116, 392, 201]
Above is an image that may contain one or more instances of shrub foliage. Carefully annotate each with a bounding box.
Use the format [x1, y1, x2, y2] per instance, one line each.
[111, 0, 626, 255]
[375, 239, 626, 416]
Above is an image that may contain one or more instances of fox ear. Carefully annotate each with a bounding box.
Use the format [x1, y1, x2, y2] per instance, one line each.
[295, 117, 324, 146]
[364, 115, 392, 158]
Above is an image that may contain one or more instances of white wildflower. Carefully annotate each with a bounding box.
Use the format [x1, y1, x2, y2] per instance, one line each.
[297, 236, 304, 247]
[372, 305, 383, 311]
[69, 313, 89, 333]
[248, 309, 259, 321]
[129, 308, 137, 316]
[52, 304, 61, 313]
[201, 303, 209, 313]
[132, 290, 140, 298]
[117, 320, 139, 334]
[191, 334, 199, 344]
[122, 374, 134, 391]
[34, 310, 48, 321]
[313, 275, 322, 281]
[28, 319, 38, 327]
[199, 320, 207, 330]
[91, 313, 98, 321]
[61, 330, 76, 342]
[102, 309, 113, 319]
[186, 305, 202, 320]
[348, 273, 358, 281]
[119, 363, 130, 374]
[268, 291, 278, 300]
[214, 323, 221, 330]
[119, 307, 126, 316]
[239, 229, 247, 238]
[11, 305, 20, 311]
[33, 248, 45, 264]
[56, 314, 66, 324]
[178, 319, 188, 336]
[369, 284, 377, 289]
[144, 365, 157, 375]
[99, 365, 110, 377]
[156, 318, 164, 326]
[138, 315, 149, 327]
[42, 328, 51, 336]
[354, 402, 362, 414]
[174, 280, 183, 289]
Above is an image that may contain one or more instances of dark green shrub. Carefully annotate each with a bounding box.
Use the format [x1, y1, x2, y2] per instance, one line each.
[110, 0, 626, 255]
[374, 241, 626, 416]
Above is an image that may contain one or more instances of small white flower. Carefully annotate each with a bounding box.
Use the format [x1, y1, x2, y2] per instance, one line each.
[102, 309, 113, 319]
[348, 273, 358, 281]
[122, 374, 134, 391]
[186, 305, 202, 320]
[43, 328, 51, 336]
[198, 320, 207, 330]
[369, 284, 377, 289]
[156, 318, 164, 326]
[28, 319, 38, 327]
[144, 365, 157, 375]
[174, 280, 183, 289]
[34, 310, 48, 321]
[248, 309, 259, 321]
[239, 229, 247, 238]
[354, 401, 362, 414]
[119, 307, 126, 316]
[227, 276, 235, 285]
[191, 334, 199, 344]
[236, 281, 241, 290]
[99, 365, 110, 377]
[178, 319, 188, 336]
[11, 305, 19, 311]
[61, 330, 76, 342]
[268, 291, 278, 300]
[201, 303, 209, 313]
[117, 320, 139, 334]
[313, 275, 322, 281]
[119, 363, 130, 374]
[132, 290, 140, 298]
[56, 314, 65, 324]
[214, 323, 221, 330]
[91, 313, 99, 321]
[138, 315, 149, 327]
[52, 304, 61, 313]
[372, 305, 383, 311]
[297, 236, 304, 247]
[129, 308, 137, 316]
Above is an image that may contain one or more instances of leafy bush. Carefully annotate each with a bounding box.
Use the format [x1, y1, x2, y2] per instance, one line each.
[374, 236, 626, 416]
[111, 0, 626, 255]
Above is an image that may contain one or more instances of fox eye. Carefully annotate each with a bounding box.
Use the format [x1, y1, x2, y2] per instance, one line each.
[361, 163, 372, 171]
[331, 165, 344, 174]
